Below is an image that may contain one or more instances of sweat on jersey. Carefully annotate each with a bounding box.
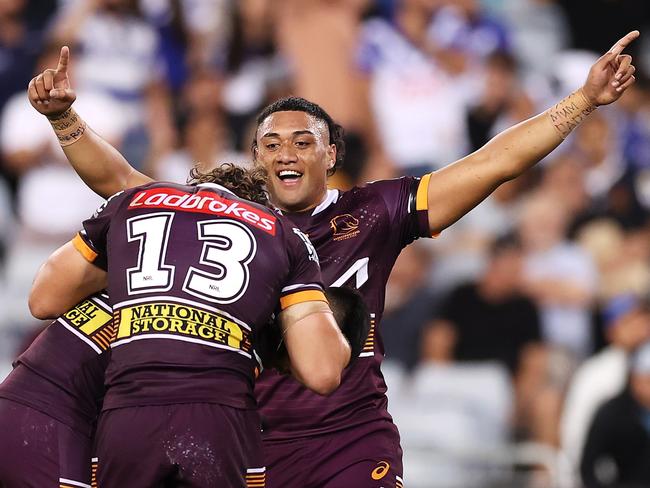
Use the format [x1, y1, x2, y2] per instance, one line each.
[0, 293, 113, 437]
[256, 175, 434, 440]
[73, 181, 326, 411]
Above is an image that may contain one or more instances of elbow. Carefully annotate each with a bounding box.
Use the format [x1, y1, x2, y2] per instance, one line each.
[28, 292, 58, 320]
[300, 365, 342, 396]
[307, 373, 341, 396]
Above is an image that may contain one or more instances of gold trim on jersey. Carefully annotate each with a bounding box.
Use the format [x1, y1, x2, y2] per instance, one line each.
[72, 233, 98, 262]
[359, 314, 376, 358]
[416, 173, 431, 211]
[114, 301, 252, 356]
[91, 457, 98, 488]
[246, 467, 266, 488]
[59, 297, 114, 352]
[279, 290, 327, 310]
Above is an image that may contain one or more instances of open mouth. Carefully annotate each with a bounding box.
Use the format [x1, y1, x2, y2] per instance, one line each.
[276, 169, 304, 184]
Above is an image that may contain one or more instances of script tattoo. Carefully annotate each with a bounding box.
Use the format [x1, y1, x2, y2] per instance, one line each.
[548, 91, 596, 139]
[56, 123, 87, 146]
[48, 109, 80, 131]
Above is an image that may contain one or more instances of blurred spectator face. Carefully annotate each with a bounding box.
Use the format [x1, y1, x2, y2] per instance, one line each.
[606, 297, 650, 351]
[482, 245, 523, 297]
[241, 0, 271, 31]
[0, 0, 24, 17]
[183, 71, 222, 115]
[420, 321, 456, 363]
[254, 111, 335, 212]
[518, 193, 569, 252]
[482, 52, 517, 105]
[630, 342, 650, 409]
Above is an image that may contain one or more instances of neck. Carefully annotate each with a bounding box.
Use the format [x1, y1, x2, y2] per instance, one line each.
[271, 187, 329, 214]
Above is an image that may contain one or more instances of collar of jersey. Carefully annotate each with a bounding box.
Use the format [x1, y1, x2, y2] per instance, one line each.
[196, 182, 237, 197]
[311, 189, 339, 216]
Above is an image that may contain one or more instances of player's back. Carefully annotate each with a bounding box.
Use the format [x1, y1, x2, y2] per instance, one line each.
[78, 181, 323, 411]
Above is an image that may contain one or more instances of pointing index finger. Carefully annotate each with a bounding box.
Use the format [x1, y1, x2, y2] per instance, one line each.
[56, 46, 70, 73]
[608, 30, 640, 56]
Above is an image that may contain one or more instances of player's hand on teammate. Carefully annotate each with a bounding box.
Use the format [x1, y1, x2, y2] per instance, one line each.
[582, 30, 639, 107]
[27, 46, 76, 117]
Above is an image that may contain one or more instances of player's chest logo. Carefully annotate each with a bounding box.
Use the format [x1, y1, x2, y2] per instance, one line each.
[330, 213, 360, 241]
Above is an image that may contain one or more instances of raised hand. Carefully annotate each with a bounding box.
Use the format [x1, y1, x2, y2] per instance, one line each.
[582, 30, 639, 107]
[27, 46, 77, 117]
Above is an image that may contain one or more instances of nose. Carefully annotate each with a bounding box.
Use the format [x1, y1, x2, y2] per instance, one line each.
[277, 141, 298, 164]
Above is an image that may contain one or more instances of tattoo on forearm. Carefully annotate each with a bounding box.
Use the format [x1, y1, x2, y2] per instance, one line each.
[548, 90, 596, 139]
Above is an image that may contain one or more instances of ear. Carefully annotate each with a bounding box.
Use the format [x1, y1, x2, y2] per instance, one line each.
[327, 144, 336, 170]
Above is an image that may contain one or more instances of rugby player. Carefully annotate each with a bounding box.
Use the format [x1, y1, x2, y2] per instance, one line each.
[28, 163, 351, 487]
[0, 293, 111, 488]
[28, 31, 639, 487]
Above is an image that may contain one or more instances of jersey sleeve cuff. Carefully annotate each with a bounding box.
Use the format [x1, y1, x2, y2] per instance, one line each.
[415, 173, 440, 238]
[72, 232, 98, 263]
[280, 289, 328, 310]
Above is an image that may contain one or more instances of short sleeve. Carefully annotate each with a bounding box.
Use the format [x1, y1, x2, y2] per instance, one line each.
[73, 190, 125, 271]
[279, 226, 327, 310]
[366, 175, 434, 248]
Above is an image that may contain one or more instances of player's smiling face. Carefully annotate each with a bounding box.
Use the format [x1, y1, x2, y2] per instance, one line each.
[255, 111, 336, 213]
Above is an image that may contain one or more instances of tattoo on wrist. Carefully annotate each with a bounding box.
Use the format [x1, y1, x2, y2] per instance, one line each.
[56, 123, 87, 146]
[49, 111, 79, 131]
[47, 107, 88, 146]
[548, 90, 596, 139]
[47, 108, 72, 122]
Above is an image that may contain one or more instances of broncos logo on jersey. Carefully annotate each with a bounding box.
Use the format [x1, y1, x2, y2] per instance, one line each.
[330, 214, 360, 241]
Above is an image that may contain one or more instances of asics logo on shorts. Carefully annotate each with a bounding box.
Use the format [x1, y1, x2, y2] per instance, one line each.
[371, 460, 390, 480]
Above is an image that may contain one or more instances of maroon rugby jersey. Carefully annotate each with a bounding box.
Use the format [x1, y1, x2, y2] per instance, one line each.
[74, 181, 326, 411]
[0, 293, 113, 437]
[255, 175, 433, 440]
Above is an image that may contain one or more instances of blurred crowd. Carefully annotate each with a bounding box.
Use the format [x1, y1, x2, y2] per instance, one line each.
[1, 0, 650, 487]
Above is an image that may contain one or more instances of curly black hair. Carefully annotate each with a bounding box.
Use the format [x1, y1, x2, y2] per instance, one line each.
[187, 163, 270, 207]
[252, 96, 346, 176]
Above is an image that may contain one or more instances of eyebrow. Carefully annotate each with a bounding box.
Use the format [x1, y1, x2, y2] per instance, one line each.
[262, 130, 315, 138]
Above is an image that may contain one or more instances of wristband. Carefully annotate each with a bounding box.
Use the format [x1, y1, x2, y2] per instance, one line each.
[48, 108, 88, 147]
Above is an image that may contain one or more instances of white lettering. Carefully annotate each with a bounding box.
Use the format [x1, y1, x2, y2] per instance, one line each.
[163, 194, 189, 206]
[130, 192, 147, 207]
[145, 193, 168, 206]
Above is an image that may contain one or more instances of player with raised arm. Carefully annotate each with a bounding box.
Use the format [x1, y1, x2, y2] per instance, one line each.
[0, 293, 111, 488]
[28, 31, 639, 487]
[28, 163, 351, 488]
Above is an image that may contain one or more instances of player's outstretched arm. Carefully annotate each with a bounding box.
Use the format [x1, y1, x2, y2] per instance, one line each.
[280, 300, 351, 395]
[425, 31, 639, 234]
[27, 46, 153, 198]
[29, 240, 107, 320]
